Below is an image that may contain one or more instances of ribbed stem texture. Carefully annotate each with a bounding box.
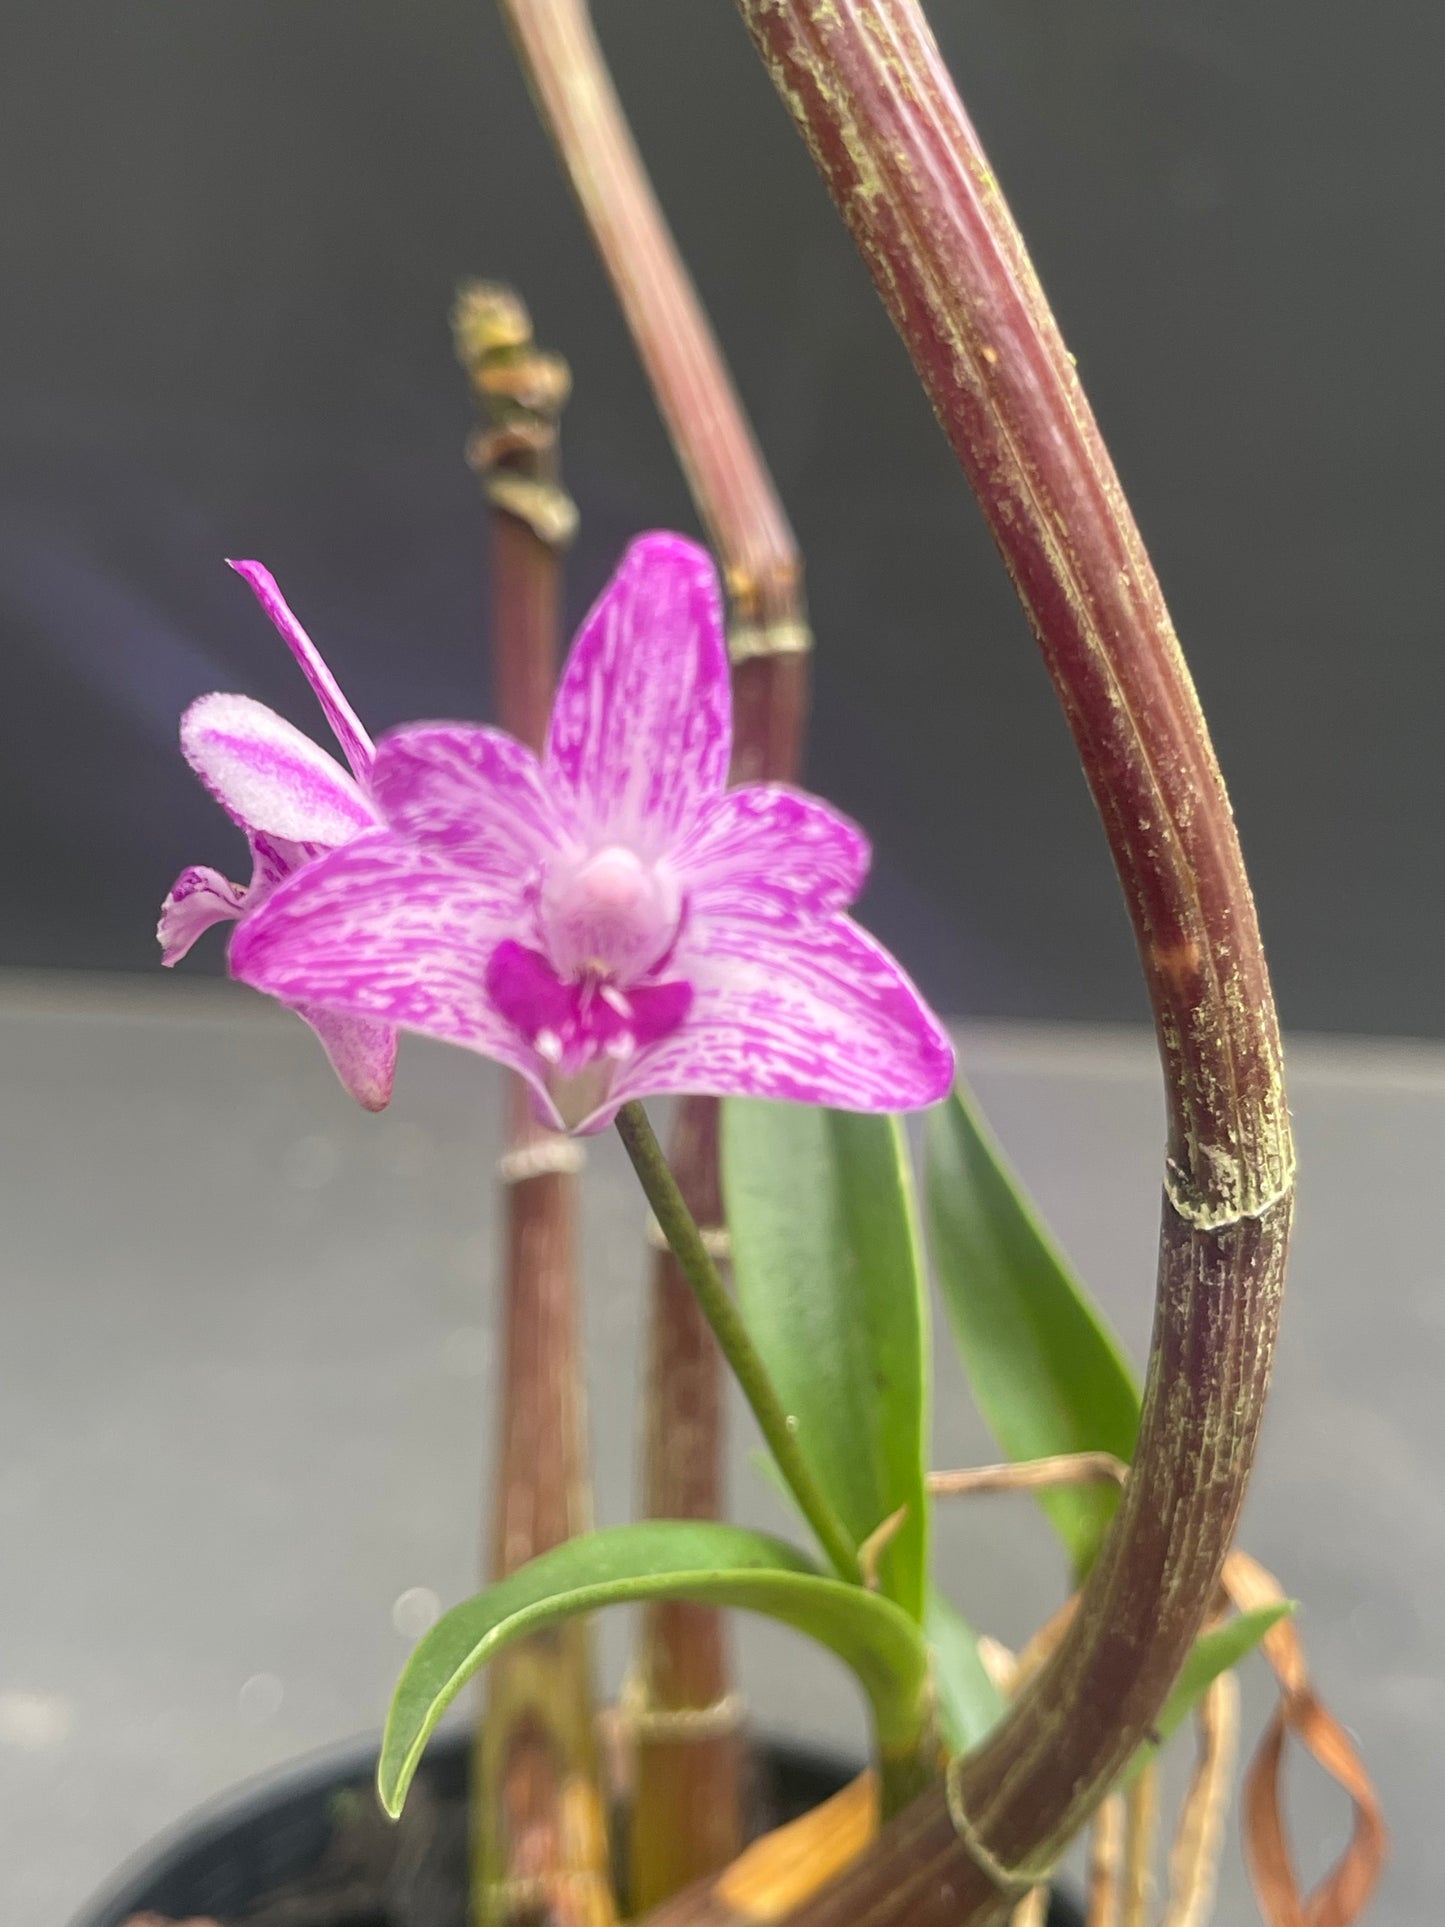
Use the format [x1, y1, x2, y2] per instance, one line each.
[722, 4, 1295, 1921]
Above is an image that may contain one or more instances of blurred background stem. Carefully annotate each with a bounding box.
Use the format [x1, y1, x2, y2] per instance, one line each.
[454, 283, 615, 1927]
[630, 1096, 745, 1911]
[497, 0, 807, 660]
[497, 0, 812, 1906]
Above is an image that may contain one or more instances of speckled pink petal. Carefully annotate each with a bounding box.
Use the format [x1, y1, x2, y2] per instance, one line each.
[607, 913, 955, 1117]
[157, 865, 248, 964]
[181, 693, 377, 848]
[368, 724, 563, 877]
[299, 1005, 398, 1112]
[546, 533, 731, 846]
[228, 560, 375, 780]
[229, 833, 545, 1089]
[247, 829, 325, 895]
[674, 784, 870, 920]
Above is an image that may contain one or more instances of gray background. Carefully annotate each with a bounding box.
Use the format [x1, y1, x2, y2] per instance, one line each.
[2, 0, 1441, 1032]
[2, 6, 1439, 1924]
[4, 979, 1438, 1925]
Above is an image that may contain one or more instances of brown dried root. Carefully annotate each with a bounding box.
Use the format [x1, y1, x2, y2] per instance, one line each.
[1009, 1885, 1050, 1927]
[853, 1461, 1383, 1927]
[857, 1504, 910, 1592]
[1119, 1764, 1158, 1927]
[928, 1455, 1385, 1927]
[1087, 1795, 1125, 1927]
[977, 1634, 1021, 1698]
[927, 1453, 1129, 1500]
[1159, 1669, 1240, 1927]
[1223, 1549, 1388, 1927]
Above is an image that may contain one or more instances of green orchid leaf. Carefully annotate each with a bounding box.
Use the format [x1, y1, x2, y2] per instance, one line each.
[1121, 1600, 1293, 1786]
[722, 1101, 931, 1622]
[925, 1079, 1141, 1577]
[924, 1586, 1007, 1753]
[379, 1521, 930, 1817]
[748, 1448, 1004, 1753]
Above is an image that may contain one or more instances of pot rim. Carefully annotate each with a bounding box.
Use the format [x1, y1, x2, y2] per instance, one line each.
[70, 1722, 436, 1927]
[69, 1723, 858, 1927]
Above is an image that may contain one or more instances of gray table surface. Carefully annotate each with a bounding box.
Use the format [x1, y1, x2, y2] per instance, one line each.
[1, 971, 1437, 1925]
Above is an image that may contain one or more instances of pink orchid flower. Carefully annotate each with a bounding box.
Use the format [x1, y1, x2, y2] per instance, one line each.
[230, 533, 953, 1133]
[158, 562, 398, 1111]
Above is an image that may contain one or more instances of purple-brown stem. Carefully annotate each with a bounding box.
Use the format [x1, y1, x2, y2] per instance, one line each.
[628, 638, 808, 1910]
[496, 3, 813, 1905]
[715, 4, 1295, 1922]
[454, 284, 615, 1926]
[628, 604, 811, 1917]
[630, 1096, 742, 1911]
[498, 0, 809, 658]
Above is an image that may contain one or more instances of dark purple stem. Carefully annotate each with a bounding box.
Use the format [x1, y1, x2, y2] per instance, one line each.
[716, 4, 1295, 1920]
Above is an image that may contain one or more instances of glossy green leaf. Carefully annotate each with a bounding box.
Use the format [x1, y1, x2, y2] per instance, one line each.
[925, 1586, 1007, 1752]
[379, 1521, 930, 1817]
[925, 1080, 1141, 1576]
[750, 1450, 1004, 1754]
[1121, 1601, 1293, 1786]
[723, 1101, 931, 1621]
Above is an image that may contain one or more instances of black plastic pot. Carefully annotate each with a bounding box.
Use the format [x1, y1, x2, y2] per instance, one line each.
[74, 1729, 1082, 1926]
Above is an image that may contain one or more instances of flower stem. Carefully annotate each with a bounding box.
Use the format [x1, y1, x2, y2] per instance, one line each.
[615, 1101, 862, 1588]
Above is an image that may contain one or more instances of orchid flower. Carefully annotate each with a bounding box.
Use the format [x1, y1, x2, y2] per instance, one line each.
[230, 533, 953, 1133]
[158, 562, 398, 1111]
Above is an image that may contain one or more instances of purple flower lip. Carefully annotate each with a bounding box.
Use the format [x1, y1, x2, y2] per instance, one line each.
[158, 561, 398, 1111]
[230, 532, 955, 1132]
